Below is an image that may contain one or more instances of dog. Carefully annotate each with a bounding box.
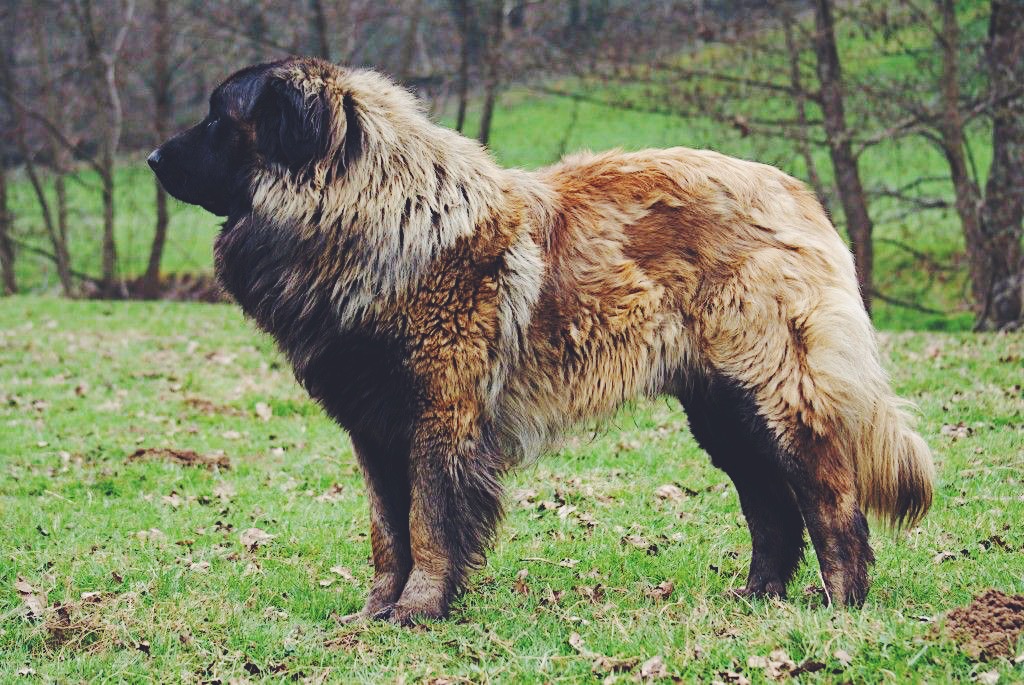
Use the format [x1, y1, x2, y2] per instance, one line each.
[149, 57, 935, 624]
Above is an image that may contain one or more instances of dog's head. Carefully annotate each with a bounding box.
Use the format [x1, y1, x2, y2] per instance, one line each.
[148, 58, 362, 217]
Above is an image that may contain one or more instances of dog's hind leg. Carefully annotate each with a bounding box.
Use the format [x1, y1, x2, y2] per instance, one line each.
[678, 378, 805, 598]
[343, 432, 413, 622]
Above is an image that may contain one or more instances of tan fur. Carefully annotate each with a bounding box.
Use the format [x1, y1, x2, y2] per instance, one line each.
[226, 59, 934, 615]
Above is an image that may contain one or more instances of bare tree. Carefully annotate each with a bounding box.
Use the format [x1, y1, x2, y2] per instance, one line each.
[450, 0, 476, 133]
[0, 26, 75, 295]
[477, 0, 505, 146]
[976, 0, 1023, 330]
[0, 159, 14, 295]
[811, 0, 874, 312]
[73, 0, 135, 296]
[142, 0, 170, 297]
[310, 0, 331, 60]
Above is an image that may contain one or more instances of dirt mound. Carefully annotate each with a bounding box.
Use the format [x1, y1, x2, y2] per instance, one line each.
[943, 588, 1024, 659]
[128, 448, 231, 471]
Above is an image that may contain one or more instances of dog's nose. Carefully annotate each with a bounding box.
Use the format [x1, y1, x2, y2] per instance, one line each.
[147, 148, 162, 170]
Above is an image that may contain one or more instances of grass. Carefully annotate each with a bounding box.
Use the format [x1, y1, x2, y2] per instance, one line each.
[1, 296, 1022, 682]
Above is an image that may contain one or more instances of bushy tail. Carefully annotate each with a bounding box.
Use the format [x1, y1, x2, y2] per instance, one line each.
[854, 392, 935, 529]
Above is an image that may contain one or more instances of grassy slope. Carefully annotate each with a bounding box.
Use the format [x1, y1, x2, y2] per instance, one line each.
[1, 298, 1021, 682]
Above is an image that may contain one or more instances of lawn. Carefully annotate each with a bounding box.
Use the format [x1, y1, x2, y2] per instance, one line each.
[1, 297, 1021, 682]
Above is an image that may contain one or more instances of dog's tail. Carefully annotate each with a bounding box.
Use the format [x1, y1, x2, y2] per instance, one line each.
[852, 386, 935, 529]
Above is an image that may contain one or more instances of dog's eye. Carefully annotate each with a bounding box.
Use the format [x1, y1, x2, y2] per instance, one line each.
[207, 117, 220, 130]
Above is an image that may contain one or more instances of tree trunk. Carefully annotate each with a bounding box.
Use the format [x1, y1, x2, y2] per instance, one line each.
[310, 0, 330, 61]
[783, 9, 828, 213]
[144, 0, 171, 298]
[452, 0, 471, 133]
[0, 38, 74, 294]
[399, 0, 424, 81]
[935, 0, 988, 325]
[0, 163, 16, 295]
[33, 16, 73, 296]
[811, 0, 874, 313]
[77, 0, 134, 297]
[477, 0, 504, 146]
[976, 0, 1024, 330]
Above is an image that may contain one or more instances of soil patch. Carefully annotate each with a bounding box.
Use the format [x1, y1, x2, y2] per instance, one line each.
[128, 447, 230, 471]
[942, 588, 1024, 660]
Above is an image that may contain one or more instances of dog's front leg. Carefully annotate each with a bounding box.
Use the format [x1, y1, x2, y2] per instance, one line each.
[387, 412, 504, 625]
[340, 431, 413, 623]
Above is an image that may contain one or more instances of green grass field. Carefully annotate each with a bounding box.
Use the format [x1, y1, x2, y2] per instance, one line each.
[1, 298, 1021, 682]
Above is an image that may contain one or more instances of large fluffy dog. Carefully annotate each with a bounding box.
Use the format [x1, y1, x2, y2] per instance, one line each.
[149, 58, 935, 624]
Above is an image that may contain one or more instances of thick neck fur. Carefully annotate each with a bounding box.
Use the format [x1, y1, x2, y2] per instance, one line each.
[215, 67, 552, 392]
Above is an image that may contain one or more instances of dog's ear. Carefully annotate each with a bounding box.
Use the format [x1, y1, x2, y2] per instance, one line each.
[254, 76, 329, 176]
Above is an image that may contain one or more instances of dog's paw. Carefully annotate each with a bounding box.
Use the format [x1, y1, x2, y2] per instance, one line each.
[725, 580, 787, 600]
[386, 602, 445, 627]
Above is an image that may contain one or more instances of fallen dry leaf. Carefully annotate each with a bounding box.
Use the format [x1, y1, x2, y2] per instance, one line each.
[315, 484, 345, 503]
[513, 568, 529, 595]
[639, 655, 668, 679]
[15, 578, 46, 618]
[833, 649, 853, 667]
[240, 527, 275, 551]
[974, 671, 999, 685]
[645, 580, 674, 602]
[213, 482, 236, 501]
[654, 483, 685, 502]
[254, 402, 273, 421]
[330, 566, 356, 582]
[622, 534, 659, 555]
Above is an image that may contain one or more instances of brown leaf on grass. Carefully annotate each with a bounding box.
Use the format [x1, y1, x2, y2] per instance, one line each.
[128, 447, 230, 471]
[240, 527, 275, 551]
[941, 422, 973, 440]
[15, 578, 46, 618]
[16, 666, 35, 676]
[714, 670, 751, 685]
[645, 580, 674, 602]
[747, 649, 797, 680]
[833, 649, 853, 667]
[640, 655, 668, 680]
[974, 671, 999, 685]
[654, 484, 686, 502]
[622, 534, 659, 555]
[513, 568, 529, 595]
[577, 584, 605, 603]
[540, 588, 564, 606]
[213, 482, 236, 501]
[254, 402, 273, 421]
[330, 566, 356, 582]
[315, 484, 344, 503]
[933, 550, 958, 564]
[184, 397, 244, 417]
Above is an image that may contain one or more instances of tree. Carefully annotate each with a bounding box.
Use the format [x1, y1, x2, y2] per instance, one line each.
[976, 0, 1023, 330]
[811, 0, 874, 312]
[74, 0, 135, 297]
[476, 0, 505, 146]
[142, 0, 171, 298]
[0, 158, 14, 295]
